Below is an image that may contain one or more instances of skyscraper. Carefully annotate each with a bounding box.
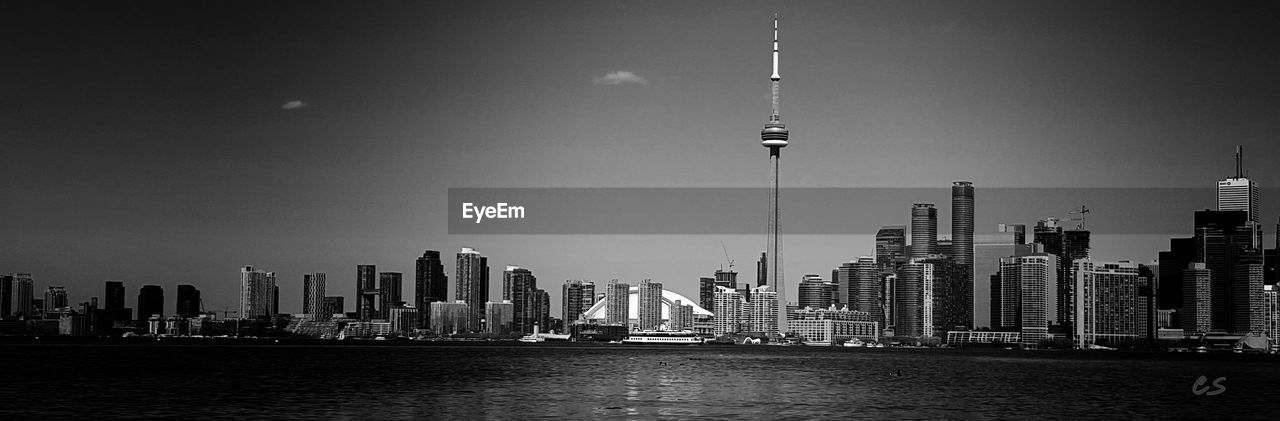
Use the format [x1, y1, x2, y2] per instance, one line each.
[303, 273, 326, 321]
[1182, 263, 1212, 335]
[797, 274, 831, 310]
[760, 15, 790, 335]
[104, 280, 129, 323]
[951, 181, 974, 266]
[895, 262, 924, 337]
[240, 266, 276, 319]
[503, 266, 537, 334]
[749, 285, 779, 334]
[637, 279, 663, 331]
[562, 280, 594, 325]
[415, 250, 448, 328]
[1218, 145, 1259, 223]
[999, 254, 1058, 347]
[531, 289, 551, 332]
[176, 284, 201, 318]
[378, 272, 403, 320]
[0, 274, 12, 317]
[355, 264, 378, 321]
[44, 286, 68, 313]
[756, 252, 767, 287]
[875, 225, 908, 272]
[911, 204, 938, 259]
[1073, 259, 1139, 348]
[699, 277, 716, 314]
[605, 279, 630, 326]
[713, 286, 743, 336]
[998, 223, 1026, 245]
[455, 248, 489, 330]
[13, 274, 33, 319]
[429, 301, 471, 335]
[137, 285, 164, 320]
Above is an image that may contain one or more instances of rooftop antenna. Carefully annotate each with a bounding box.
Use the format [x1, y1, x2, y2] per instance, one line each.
[1236, 145, 1243, 179]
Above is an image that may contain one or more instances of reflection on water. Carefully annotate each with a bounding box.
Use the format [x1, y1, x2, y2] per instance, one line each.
[1, 344, 1277, 419]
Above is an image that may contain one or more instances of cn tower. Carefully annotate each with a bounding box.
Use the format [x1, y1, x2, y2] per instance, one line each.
[760, 15, 790, 336]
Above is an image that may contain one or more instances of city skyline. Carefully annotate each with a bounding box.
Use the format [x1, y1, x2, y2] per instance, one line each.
[5, 1, 1280, 320]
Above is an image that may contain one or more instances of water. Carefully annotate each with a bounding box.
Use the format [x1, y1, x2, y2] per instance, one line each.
[1, 344, 1276, 419]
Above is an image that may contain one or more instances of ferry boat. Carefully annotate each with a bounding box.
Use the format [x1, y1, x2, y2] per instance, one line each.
[843, 338, 866, 348]
[621, 330, 705, 345]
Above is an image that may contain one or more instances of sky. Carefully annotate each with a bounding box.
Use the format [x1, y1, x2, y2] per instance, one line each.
[3, 1, 1279, 326]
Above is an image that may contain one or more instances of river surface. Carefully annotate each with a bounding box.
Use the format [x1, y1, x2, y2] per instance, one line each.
[0, 344, 1275, 419]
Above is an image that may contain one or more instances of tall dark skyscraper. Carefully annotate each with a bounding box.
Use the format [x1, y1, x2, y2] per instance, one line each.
[875, 225, 907, 273]
[302, 273, 326, 321]
[951, 181, 974, 266]
[1059, 228, 1091, 334]
[13, 274, 33, 319]
[378, 272, 403, 320]
[760, 16, 789, 335]
[1, 274, 12, 317]
[137, 285, 164, 320]
[355, 265, 378, 321]
[175, 284, 201, 318]
[415, 250, 448, 328]
[699, 277, 715, 314]
[104, 280, 129, 323]
[456, 248, 489, 330]
[240, 266, 277, 319]
[895, 262, 924, 337]
[503, 265, 537, 334]
[797, 274, 831, 310]
[910, 204, 938, 259]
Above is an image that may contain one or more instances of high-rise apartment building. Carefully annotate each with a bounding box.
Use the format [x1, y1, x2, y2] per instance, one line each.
[875, 225, 907, 272]
[562, 280, 595, 325]
[910, 204, 938, 259]
[1182, 263, 1213, 335]
[44, 286, 68, 313]
[797, 274, 833, 310]
[1074, 259, 1139, 348]
[699, 277, 716, 314]
[13, 274, 33, 319]
[605, 279, 630, 326]
[240, 266, 277, 319]
[455, 248, 489, 330]
[0, 274, 12, 317]
[323, 296, 344, 320]
[355, 264, 378, 321]
[415, 250, 448, 328]
[713, 286, 743, 336]
[378, 272, 403, 320]
[429, 301, 471, 335]
[749, 285, 779, 335]
[637, 279, 664, 331]
[951, 181, 974, 266]
[303, 273, 326, 321]
[503, 266, 537, 334]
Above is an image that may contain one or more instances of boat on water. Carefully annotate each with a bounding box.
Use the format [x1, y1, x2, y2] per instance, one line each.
[621, 330, 705, 345]
[518, 336, 544, 343]
[843, 338, 866, 348]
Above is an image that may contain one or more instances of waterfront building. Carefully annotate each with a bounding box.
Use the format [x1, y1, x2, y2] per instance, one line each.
[1182, 263, 1213, 336]
[415, 250, 448, 329]
[503, 266, 537, 334]
[137, 285, 164, 321]
[669, 299, 694, 331]
[976, 232, 1040, 329]
[699, 277, 716, 314]
[749, 285, 779, 335]
[455, 248, 489, 329]
[486, 300, 514, 335]
[355, 264, 378, 321]
[797, 274, 832, 310]
[378, 272, 403, 320]
[995, 254, 1058, 347]
[1074, 259, 1140, 348]
[875, 225, 908, 273]
[429, 301, 471, 335]
[302, 273, 326, 321]
[13, 274, 33, 319]
[713, 286, 743, 336]
[387, 302, 418, 336]
[562, 280, 595, 325]
[895, 263, 924, 337]
[1264, 285, 1279, 341]
[605, 279, 630, 325]
[0, 274, 11, 317]
[637, 279, 664, 331]
[322, 296, 344, 320]
[43, 286, 68, 314]
[789, 305, 879, 343]
[240, 266, 277, 319]
[176, 284, 201, 318]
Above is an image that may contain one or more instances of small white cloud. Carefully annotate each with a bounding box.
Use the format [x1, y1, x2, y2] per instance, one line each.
[593, 70, 648, 85]
[281, 100, 308, 110]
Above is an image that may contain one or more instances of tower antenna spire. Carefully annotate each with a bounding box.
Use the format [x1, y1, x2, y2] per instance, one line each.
[1236, 145, 1243, 179]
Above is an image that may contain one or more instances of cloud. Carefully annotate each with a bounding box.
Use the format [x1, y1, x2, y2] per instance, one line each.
[281, 100, 308, 110]
[593, 71, 648, 85]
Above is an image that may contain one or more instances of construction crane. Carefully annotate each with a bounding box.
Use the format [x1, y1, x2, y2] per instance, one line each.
[720, 241, 735, 271]
[1068, 205, 1090, 230]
